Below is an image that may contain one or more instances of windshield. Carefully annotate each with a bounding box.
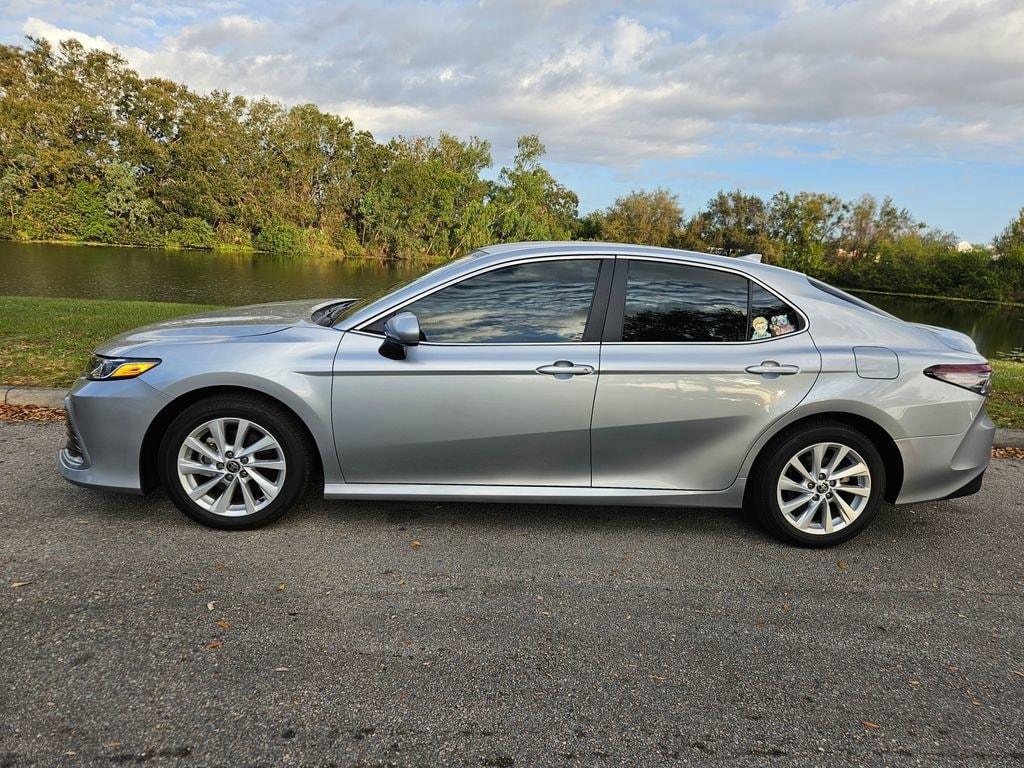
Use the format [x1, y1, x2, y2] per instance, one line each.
[333, 251, 484, 324]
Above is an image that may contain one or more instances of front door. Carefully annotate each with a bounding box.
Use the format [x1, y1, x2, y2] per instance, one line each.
[332, 257, 610, 486]
[591, 258, 820, 491]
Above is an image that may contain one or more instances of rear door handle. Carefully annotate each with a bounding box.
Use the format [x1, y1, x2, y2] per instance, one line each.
[746, 361, 801, 377]
[536, 360, 595, 378]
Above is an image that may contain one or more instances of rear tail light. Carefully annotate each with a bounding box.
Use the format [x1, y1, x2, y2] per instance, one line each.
[924, 363, 993, 396]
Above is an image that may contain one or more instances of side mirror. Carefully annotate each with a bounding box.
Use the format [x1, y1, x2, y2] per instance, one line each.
[379, 311, 421, 360]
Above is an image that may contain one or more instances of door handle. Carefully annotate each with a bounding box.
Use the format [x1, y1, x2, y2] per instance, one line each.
[746, 361, 801, 377]
[536, 360, 595, 378]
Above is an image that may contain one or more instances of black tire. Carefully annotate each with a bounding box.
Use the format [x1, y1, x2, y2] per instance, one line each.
[747, 420, 886, 547]
[158, 394, 311, 530]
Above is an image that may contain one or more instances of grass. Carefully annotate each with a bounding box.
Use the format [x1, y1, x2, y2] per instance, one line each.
[0, 295, 219, 387]
[989, 359, 1024, 430]
[1, 294, 1022, 430]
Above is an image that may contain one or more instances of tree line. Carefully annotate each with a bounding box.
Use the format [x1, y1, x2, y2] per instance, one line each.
[2, 39, 1023, 303]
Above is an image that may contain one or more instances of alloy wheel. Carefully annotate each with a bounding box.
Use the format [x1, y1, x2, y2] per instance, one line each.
[775, 441, 872, 535]
[176, 417, 287, 517]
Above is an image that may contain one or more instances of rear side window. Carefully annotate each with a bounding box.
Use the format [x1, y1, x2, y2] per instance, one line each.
[749, 284, 805, 340]
[622, 261, 748, 342]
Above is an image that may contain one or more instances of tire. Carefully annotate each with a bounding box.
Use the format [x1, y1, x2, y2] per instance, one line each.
[747, 421, 886, 547]
[158, 394, 311, 530]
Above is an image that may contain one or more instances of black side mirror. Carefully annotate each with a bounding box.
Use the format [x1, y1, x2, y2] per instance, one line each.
[379, 311, 421, 360]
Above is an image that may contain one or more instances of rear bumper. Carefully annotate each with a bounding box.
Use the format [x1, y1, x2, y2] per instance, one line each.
[57, 377, 170, 494]
[894, 407, 995, 504]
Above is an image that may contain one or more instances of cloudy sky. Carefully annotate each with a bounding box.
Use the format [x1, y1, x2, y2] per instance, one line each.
[2, 0, 1023, 241]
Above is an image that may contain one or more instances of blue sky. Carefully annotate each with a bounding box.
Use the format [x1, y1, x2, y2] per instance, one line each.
[3, 0, 1022, 242]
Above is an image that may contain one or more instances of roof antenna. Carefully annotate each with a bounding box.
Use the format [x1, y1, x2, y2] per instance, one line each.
[738, 253, 763, 263]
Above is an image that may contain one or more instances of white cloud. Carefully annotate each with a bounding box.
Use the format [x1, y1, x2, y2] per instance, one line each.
[10, 0, 1024, 166]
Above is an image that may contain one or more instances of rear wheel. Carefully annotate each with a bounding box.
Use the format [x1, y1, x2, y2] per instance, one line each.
[748, 422, 885, 546]
[158, 395, 310, 529]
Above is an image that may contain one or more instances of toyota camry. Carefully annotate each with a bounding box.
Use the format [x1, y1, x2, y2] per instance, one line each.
[59, 242, 995, 546]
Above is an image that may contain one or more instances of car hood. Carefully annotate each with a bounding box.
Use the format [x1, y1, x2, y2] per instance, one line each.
[95, 299, 346, 355]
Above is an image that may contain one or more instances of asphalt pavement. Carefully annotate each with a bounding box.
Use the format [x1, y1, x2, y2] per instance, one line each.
[1, 421, 1022, 767]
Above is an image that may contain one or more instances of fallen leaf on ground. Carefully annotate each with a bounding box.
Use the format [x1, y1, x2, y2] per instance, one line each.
[216, 619, 231, 631]
[10, 581, 32, 588]
[206, 601, 215, 611]
[410, 540, 422, 550]
[1013, 671, 1024, 679]
[104, 741, 122, 749]
[276, 582, 287, 592]
[274, 667, 290, 672]
[861, 721, 880, 729]
[837, 560, 849, 570]
[782, 603, 791, 613]
[193, 583, 206, 593]
[205, 639, 223, 650]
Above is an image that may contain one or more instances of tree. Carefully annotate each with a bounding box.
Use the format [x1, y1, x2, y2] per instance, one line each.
[490, 135, 578, 242]
[592, 188, 683, 247]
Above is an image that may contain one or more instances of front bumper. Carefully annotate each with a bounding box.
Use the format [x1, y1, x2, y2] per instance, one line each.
[894, 406, 995, 504]
[57, 377, 170, 494]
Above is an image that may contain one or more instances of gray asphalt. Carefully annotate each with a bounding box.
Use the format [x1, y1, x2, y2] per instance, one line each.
[1, 422, 1022, 767]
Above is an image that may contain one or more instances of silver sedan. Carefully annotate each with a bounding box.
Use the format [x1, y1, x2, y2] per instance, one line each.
[59, 242, 995, 546]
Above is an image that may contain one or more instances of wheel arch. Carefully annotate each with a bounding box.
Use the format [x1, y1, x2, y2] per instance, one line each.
[741, 410, 904, 504]
[139, 385, 325, 493]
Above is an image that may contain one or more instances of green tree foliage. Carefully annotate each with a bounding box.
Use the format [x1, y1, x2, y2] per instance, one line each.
[1, 39, 1022, 302]
[586, 188, 683, 246]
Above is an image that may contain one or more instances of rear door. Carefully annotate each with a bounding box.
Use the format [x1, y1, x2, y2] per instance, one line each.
[332, 257, 613, 486]
[591, 257, 820, 491]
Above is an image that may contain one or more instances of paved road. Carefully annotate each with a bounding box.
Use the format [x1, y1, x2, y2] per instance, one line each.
[1, 422, 1022, 767]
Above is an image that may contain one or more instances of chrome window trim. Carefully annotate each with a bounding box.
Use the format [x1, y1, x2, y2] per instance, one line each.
[612, 254, 811, 346]
[353, 253, 612, 344]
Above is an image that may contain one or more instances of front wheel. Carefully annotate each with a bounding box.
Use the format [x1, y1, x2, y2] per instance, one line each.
[748, 422, 885, 547]
[158, 395, 311, 530]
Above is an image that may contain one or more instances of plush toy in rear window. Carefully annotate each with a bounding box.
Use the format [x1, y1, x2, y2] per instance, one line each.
[750, 316, 771, 340]
[770, 314, 795, 336]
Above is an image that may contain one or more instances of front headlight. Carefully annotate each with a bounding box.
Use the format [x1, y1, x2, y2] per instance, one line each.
[86, 355, 161, 381]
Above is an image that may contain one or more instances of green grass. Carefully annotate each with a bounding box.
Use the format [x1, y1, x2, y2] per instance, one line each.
[989, 360, 1024, 430]
[0, 295, 220, 387]
[1, 294, 1022, 430]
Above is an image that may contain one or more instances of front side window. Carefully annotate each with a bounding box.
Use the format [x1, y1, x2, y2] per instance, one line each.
[622, 261, 748, 342]
[396, 259, 601, 343]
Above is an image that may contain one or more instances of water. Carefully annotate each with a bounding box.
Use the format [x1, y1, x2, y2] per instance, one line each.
[2, 241, 1023, 358]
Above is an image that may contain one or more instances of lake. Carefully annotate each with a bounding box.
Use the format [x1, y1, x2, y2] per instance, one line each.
[2, 241, 1023, 359]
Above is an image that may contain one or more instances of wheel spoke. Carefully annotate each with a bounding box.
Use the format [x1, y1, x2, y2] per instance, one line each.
[811, 444, 826, 477]
[232, 419, 251, 455]
[787, 457, 814, 483]
[826, 445, 849, 476]
[188, 475, 223, 500]
[780, 492, 814, 513]
[794, 497, 821, 529]
[247, 459, 285, 471]
[239, 477, 258, 515]
[834, 493, 857, 523]
[246, 468, 278, 497]
[185, 437, 219, 463]
[836, 484, 870, 497]
[178, 459, 219, 476]
[208, 419, 229, 456]
[779, 477, 809, 494]
[831, 462, 868, 481]
[236, 435, 275, 459]
[212, 476, 238, 515]
[822, 500, 834, 533]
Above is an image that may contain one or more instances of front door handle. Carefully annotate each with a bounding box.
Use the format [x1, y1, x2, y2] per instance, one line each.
[746, 361, 801, 377]
[536, 360, 595, 378]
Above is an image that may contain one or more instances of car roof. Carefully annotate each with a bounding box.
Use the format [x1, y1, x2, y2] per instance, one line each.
[479, 240, 743, 267]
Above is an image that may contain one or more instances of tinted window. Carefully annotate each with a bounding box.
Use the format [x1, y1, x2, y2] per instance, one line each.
[401, 259, 601, 343]
[622, 261, 747, 342]
[749, 284, 804, 340]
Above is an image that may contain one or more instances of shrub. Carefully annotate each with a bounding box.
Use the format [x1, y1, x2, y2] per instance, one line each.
[254, 219, 304, 254]
[165, 217, 217, 249]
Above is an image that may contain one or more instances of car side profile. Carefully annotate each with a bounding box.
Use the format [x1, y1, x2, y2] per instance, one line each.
[59, 242, 995, 546]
